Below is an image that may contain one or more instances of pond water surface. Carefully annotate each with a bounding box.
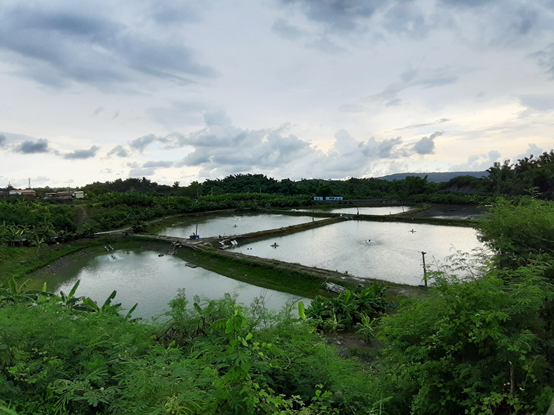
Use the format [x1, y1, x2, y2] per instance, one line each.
[295, 206, 414, 215]
[34, 249, 308, 319]
[230, 220, 487, 286]
[159, 213, 322, 239]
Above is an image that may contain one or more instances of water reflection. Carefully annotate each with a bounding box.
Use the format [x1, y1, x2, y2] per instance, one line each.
[159, 213, 322, 239]
[230, 221, 486, 286]
[34, 249, 309, 319]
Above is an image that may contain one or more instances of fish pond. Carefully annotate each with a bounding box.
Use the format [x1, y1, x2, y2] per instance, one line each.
[159, 213, 322, 239]
[294, 206, 415, 215]
[32, 248, 309, 319]
[230, 220, 486, 286]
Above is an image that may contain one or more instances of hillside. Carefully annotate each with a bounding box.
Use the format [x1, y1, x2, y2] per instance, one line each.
[377, 171, 488, 183]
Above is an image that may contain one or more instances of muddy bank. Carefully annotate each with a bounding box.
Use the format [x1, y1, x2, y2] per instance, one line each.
[406, 204, 489, 219]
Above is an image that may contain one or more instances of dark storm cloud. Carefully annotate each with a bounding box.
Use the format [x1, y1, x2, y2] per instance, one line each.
[509, 6, 538, 36]
[108, 145, 130, 158]
[168, 115, 315, 177]
[129, 134, 157, 153]
[414, 131, 443, 155]
[531, 43, 554, 79]
[381, 2, 429, 38]
[0, 134, 6, 147]
[63, 146, 99, 159]
[154, 114, 428, 180]
[442, 0, 495, 8]
[376, 137, 403, 158]
[15, 138, 49, 154]
[279, 0, 381, 32]
[0, 3, 215, 88]
[148, 2, 201, 25]
[176, 127, 311, 170]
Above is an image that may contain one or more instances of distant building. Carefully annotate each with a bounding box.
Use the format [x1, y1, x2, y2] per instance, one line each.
[325, 197, 343, 201]
[20, 189, 36, 199]
[57, 191, 72, 200]
[314, 196, 323, 200]
[0, 189, 36, 199]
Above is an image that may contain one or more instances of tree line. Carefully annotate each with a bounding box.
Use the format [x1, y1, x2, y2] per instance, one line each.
[73, 149, 554, 200]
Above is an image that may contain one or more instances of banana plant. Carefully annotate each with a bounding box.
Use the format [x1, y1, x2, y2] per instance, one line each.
[0, 277, 33, 304]
[0, 278, 56, 305]
[58, 280, 82, 308]
[76, 290, 124, 315]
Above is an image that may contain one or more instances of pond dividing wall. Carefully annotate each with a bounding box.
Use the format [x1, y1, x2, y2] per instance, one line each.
[159, 213, 323, 239]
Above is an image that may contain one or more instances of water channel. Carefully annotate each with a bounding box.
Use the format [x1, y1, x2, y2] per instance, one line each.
[230, 220, 486, 286]
[159, 213, 322, 239]
[34, 249, 308, 319]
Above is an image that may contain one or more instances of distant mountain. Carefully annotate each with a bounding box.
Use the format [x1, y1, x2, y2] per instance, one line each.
[377, 171, 488, 183]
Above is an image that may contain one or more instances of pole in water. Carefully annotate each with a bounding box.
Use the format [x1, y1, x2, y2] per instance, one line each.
[421, 251, 427, 287]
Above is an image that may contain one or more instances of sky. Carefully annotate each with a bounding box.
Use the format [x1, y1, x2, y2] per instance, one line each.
[1, 0, 554, 189]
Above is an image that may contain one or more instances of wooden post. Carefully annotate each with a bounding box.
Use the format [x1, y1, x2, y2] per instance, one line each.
[422, 251, 427, 287]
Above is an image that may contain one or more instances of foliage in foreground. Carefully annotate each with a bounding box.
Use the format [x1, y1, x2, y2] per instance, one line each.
[305, 282, 388, 334]
[0, 286, 382, 414]
[479, 197, 554, 268]
[376, 262, 554, 415]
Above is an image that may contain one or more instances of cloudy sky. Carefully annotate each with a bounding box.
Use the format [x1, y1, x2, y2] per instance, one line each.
[1, 0, 554, 188]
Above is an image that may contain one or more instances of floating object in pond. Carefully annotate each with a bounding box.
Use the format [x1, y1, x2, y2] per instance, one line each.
[111, 255, 116, 259]
[158, 253, 164, 257]
[233, 224, 238, 228]
[271, 243, 279, 248]
[410, 229, 416, 233]
[185, 263, 198, 268]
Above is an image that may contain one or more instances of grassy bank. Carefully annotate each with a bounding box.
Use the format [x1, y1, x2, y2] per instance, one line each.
[174, 245, 334, 299]
[0, 240, 96, 283]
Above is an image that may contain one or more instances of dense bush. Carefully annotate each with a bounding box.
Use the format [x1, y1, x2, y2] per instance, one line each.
[376, 268, 554, 414]
[0, 285, 382, 414]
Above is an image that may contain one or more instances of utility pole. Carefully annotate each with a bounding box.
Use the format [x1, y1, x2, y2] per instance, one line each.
[421, 251, 428, 287]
